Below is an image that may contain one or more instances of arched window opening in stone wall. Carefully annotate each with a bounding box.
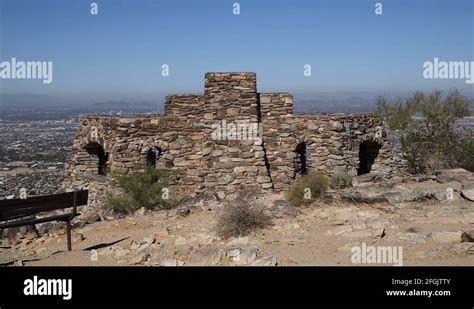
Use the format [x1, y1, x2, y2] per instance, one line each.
[84, 142, 109, 176]
[146, 149, 157, 168]
[294, 142, 308, 175]
[357, 140, 382, 175]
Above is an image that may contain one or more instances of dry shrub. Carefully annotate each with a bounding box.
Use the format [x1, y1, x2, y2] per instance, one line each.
[216, 198, 272, 239]
[330, 172, 353, 189]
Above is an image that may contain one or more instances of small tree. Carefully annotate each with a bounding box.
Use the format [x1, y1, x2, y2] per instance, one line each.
[105, 166, 169, 213]
[373, 89, 471, 174]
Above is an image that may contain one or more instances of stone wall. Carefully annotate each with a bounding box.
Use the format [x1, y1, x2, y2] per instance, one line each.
[65, 72, 405, 210]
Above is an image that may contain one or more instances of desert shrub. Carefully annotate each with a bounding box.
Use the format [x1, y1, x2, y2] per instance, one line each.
[373, 89, 471, 174]
[330, 172, 353, 189]
[456, 130, 474, 172]
[436, 128, 474, 172]
[216, 198, 272, 239]
[105, 167, 169, 214]
[286, 171, 329, 207]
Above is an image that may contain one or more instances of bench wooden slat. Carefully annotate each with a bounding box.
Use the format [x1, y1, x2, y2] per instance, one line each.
[0, 213, 74, 229]
[2, 205, 72, 221]
[0, 190, 88, 221]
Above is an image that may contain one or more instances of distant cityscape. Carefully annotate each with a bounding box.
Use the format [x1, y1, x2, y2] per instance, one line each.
[0, 118, 77, 198]
[2, 90, 473, 120]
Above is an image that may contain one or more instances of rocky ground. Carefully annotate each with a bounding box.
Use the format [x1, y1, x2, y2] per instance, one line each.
[1, 168, 474, 267]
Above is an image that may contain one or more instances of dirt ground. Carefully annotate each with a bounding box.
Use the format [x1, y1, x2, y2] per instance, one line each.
[2, 188, 473, 267]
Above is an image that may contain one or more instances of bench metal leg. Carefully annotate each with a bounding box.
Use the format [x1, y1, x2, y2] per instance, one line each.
[66, 219, 72, 251]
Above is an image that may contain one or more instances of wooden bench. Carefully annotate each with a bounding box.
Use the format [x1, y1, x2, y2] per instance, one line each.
[0, 190, 88, 251]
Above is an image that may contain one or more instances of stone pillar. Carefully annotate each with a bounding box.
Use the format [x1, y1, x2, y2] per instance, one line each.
[200, 72, 272, 194]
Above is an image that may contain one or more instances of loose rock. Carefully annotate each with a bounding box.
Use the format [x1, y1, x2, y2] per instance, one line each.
[251, 256, 278, 266]
[159, 259, 184, 266]
[461, 230, 474, 242]
[428, 231, 461, 243]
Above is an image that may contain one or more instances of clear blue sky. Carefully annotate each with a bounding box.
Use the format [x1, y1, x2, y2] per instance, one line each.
[0, 0, 473, 99]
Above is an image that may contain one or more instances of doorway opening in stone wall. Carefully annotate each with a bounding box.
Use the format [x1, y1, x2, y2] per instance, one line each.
[294, 142, 308, 175]
[146, 148, 162, 168]
[357, 140, 381, 175]
[84, 142, 109, 175]
[146, 148, 163, 183]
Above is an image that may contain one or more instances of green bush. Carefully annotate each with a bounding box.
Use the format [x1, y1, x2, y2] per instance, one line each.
[454, 129, 474, 172]
[286, 171, 329, 207]
[216, 198, 272, 239]
[330, 172, 353, 189]
[373, 89, 471, 174]
[434, 127, 474, 172]
[105, 167, 169, 214]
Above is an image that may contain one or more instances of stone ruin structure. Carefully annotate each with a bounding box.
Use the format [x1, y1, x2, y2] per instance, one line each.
[65, 72, 405, 208]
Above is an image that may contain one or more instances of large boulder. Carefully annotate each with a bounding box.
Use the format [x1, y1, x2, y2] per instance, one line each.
[81, 209, 101, 224]
[175, 192, 220, 217]
[222, 245, 258, 265]
[187, 247, 223, 266]
[266, 200, 299, 218]
[159, 259, 184, 266]
[352, 173, 387, 185]
[436, 169, 474, 185]
[187, 244, 260, 266]
[343, 189, 403, 204]
[461, 189, 474, 202]
[433, 168, 474, 202]
[428, 231, 462, 243]
[251, 256, 278, 266]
